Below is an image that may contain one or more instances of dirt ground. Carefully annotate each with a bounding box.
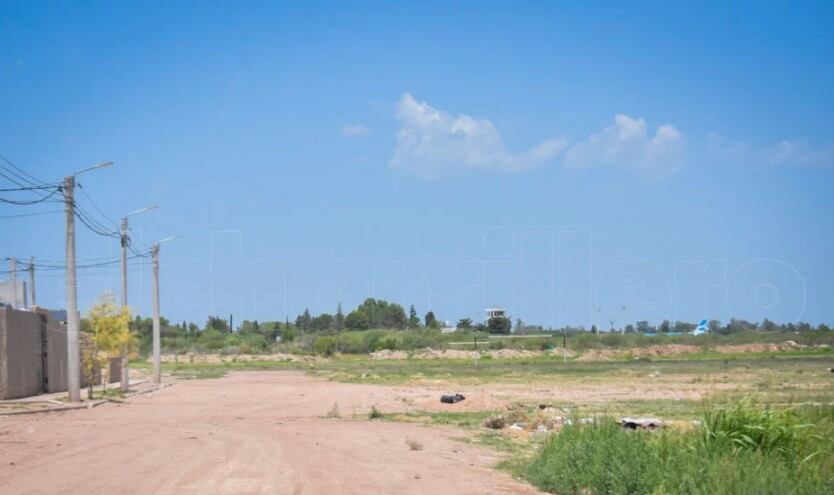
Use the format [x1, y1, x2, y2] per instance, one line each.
[0, 371, 540, 495]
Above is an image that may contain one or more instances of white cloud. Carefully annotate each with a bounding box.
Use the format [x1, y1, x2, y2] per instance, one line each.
[391, 93, 567, 178]
[564, 114, 686, 178]
[708, 133, 834, 168]
[766, 140, 834, 167]
[341, 123, 370, 137]
[707, 133, 752, 161]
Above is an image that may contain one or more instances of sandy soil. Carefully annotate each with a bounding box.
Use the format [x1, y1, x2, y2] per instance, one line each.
[0, 371, 540, 495]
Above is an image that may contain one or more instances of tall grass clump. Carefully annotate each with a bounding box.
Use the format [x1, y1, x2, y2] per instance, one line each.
[526, 418, 661, 494]
[525, 402, 834, 495]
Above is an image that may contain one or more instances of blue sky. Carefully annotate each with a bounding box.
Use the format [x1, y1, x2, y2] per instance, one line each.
[1, 1, 833, 328]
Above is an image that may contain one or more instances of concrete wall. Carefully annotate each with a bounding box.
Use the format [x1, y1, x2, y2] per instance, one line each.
[0, 308, 43, 399]
[0, 307, 121, 399]
[34, 307, 69, 393]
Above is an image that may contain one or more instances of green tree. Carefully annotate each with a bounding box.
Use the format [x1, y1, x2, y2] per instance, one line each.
[635, 320, 653, 333]
[344, 310, 370, 330]
[356, 298, 407, 329]
[487, 316, 511, 334]
[333, 303, 345, 332]
[312, 313, 333, 332]
[206, 315, 229, 333]
[515, 318, 525, 333]
[658, 320, 671, 333]
[86, 295, 134, 397]
[708, 319, 722, 334]
[295, 308, 312, 332]
[408, 305, 421, 329]
[456, 318, 473, 330]
[424, 311, 439, 329]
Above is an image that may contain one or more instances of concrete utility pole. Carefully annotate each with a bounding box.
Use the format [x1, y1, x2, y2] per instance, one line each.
[28, 257, 35, 308]
[120, 217, 129, 392]
[119, 205, 156, 392]
[63, 161, 112, 403]
[121, 218, 128, 307]
[150, 235, 175, 385]
[9, 257, 17, 309]
[151, 243, 161, 384]
[64, 175, 81, 402]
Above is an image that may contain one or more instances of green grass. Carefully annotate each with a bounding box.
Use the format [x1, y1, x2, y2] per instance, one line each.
[309, 353, 832, 386]
[524, 403, 834, 495]
[383, 410, 499, 428]
[132, 359, 299, 380]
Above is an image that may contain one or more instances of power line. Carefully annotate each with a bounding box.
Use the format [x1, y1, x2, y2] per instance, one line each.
[73, 204, 120, 237]
[0, 185, 57, 192]
[0, 209, 62, 219]
[0, 252, 150, 273]
[76, 182, 119, 228]
[0, 153, 53, 188]
[0, 186, 62, 205]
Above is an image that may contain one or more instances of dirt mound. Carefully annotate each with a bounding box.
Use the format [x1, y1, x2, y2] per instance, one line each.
[575, 349, 620, 361]
[369, 349, 409, 360]
[715, 341, 803, 353]
[412, 349, 481, 360]
[637, 344, 701, 357]
[576, 344, 700, 361]
[486, 349, 540, 359]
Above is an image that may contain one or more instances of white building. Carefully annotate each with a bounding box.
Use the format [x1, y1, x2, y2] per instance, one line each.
[485, 308, 506, 321]
[0, 279, 27, 309]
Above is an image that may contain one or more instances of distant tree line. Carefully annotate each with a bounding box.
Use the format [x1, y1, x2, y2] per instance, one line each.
[294, 298, 442, 332]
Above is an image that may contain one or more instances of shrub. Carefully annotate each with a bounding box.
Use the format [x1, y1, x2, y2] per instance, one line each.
[527, 418, 660, 495]
[313, 336, 336, 356]
[369, 405, 383, 419]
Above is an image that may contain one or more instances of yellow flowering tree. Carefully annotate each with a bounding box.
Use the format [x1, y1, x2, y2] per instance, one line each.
[85, 295, 134, 397]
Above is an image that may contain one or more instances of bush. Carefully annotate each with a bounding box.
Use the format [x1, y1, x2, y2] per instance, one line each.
[197, 328, 226, 350]
[369, 406, 383, 419]
[313, 336, 336, 356]
[527, 419, 660, 495]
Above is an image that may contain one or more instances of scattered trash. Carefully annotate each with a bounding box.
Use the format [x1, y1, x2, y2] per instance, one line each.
[564, 419, 574, 426]
[621, 417, 664, 430]
[536, 424, 548, 433]
[440, 393, 466, 404]
[579, 417, 596, 425]
[508, 423, 524, 430]
[648, 370, 661, 378]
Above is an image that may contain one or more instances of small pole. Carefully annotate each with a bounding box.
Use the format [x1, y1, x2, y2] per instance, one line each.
[28, 257, 35, 308]
[562, 327, 567, 364]
[151, 243, 161, 384]
[9, 257, 17, 309]
[120, 217, 130, 392]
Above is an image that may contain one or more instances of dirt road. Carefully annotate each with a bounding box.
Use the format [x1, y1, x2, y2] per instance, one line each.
[0, 371, 540, 494]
